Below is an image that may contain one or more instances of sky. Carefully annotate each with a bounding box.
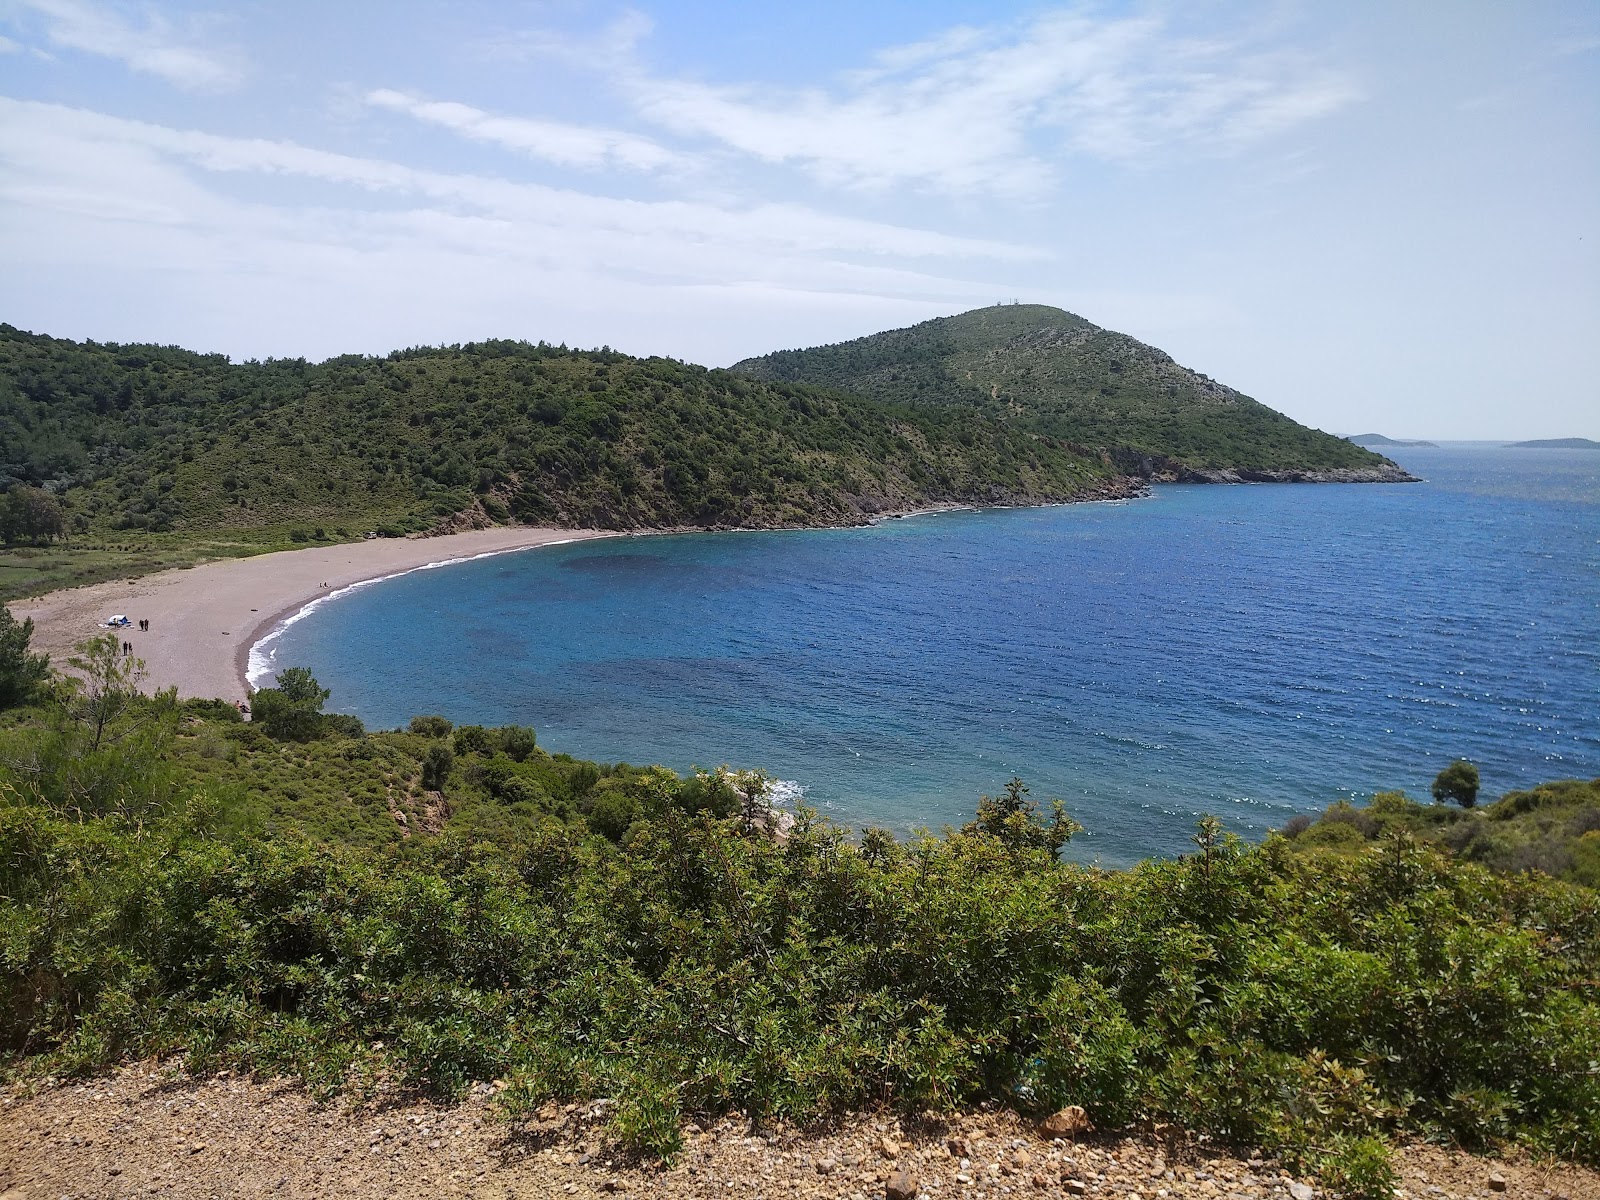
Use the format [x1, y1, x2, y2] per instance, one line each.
[0, 1, 1596, 439]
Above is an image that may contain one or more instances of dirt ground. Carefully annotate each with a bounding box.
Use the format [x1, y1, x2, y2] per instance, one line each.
[1, 1065, 1593, 1200]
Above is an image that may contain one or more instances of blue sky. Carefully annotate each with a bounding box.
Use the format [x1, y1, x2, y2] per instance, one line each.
[0, 1, 1595, 438]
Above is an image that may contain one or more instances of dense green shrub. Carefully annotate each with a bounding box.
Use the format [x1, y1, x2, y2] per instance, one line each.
[2, 659, 1597, 1172]
[494, 725, 538, 762]
[3, 770, 1597, 1166]
[251, 667, 330, 742]
[323, 712, 366, 739]
[0, 604, 49, 710]
[1433, 759, 1481, 808]
[453, 724, 493, 756]
[0, 323, 1146, 564]
[1315, 1136, 1397, 1200]
[421, 743, 454, 791]
[732, 304, 1392, 474]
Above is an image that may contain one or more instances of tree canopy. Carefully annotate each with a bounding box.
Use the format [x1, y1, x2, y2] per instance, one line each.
[734, 305, 1398, 473]
[0, 604, 48, 710]
[1432, 758, 1482, 808]
[0, 324, 1126, 542]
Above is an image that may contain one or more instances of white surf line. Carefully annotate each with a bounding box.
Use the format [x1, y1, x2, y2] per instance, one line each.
[244, 537, 607, 690]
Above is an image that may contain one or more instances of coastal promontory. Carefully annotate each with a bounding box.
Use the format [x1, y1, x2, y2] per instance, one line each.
[734, 305, 1417, 483]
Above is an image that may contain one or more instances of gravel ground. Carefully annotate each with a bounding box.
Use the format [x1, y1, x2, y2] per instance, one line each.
[1, 1066, 1594, 1200]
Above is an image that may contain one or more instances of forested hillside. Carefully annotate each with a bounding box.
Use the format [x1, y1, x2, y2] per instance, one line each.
[0, 324, 1127, 542]
[735, 305, 1405, 476]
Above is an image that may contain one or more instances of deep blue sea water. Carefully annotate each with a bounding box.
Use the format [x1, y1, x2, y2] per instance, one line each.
[256, 445, 1599, 865]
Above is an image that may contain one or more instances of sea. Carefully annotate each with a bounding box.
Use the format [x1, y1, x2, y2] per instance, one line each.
[253, 444, 1600, 865]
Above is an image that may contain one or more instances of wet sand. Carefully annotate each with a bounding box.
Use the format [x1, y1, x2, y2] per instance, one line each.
[11, 528, 613, 703]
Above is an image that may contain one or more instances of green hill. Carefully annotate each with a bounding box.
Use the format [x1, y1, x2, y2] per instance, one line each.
[0, 326, 1142, 597]
[735, 304, 1412, 479]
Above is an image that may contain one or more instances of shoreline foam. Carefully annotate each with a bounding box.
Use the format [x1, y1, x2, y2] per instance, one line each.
[12, 527, 615, 703]
[242, 537, 606, 691]
[12, 490, 1153, 705]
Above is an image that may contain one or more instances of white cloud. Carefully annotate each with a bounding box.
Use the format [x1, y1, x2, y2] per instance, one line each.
[0, 99, 1037, 262]
[479, 8, 654, 68]
[0, 97, 1042, 361]
[610, 9, 1360, 198]
[364, 88, 684, 174]
[5, 0, 241, 90]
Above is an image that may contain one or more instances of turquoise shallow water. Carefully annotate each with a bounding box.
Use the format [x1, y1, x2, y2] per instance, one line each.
[257, 445, 1600, 865]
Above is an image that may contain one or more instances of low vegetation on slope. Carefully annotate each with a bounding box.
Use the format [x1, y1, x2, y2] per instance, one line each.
[735, 305, 1395, 473]
[0, 325, 1130, 598]
[2, 624, 1596, 1190]
[1284, 778, 1600, 888]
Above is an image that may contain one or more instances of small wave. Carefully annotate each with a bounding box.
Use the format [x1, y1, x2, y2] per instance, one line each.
[1094, 730, 1168, 752]
[767, 778, 807, 808]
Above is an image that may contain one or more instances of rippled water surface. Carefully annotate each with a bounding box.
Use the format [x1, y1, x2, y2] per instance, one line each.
[261, 445, 1600, 864]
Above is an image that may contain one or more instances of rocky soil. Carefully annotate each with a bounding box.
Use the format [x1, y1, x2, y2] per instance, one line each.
[2, 1066, 1594, 1200]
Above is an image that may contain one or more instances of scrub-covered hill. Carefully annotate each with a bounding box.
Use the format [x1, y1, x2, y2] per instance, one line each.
[0, 325, 1139, 596]
[734, 305, 1413, 480]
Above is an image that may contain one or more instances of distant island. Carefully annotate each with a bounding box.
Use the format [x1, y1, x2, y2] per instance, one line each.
[1346, 433, 1438, 448]
[1506, 437, 1600, 449]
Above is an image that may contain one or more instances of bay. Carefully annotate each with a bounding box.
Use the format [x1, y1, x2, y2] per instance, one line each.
[258, 444, 1600, 865]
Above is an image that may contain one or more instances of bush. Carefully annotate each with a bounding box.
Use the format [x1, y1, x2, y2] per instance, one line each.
[1432, 760, 1481, 808]
[323, 713, 366, 739]
[453, 725, 493, 756]
[1321, 800, 1379, 838]
[420, 743, 454, 791]
[3, 705, 1598, 1177]
[181, 697, 243, 723]
[409, 715, 453, 738]
[587, 785, 639, 841]
[0, 605, 49, 711]
[494, 725, 538, 762]
[251, 667, 330, 742]
[1316, 1136, 1397, 1200]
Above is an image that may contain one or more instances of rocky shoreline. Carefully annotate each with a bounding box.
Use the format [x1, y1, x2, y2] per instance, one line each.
[426, 459, 1412, 543]
[1162, 464, 1421, 485]
[1105, 449, 1419, 486]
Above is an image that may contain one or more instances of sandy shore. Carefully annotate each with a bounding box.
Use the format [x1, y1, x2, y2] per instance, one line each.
[11, 527, 613, 703]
